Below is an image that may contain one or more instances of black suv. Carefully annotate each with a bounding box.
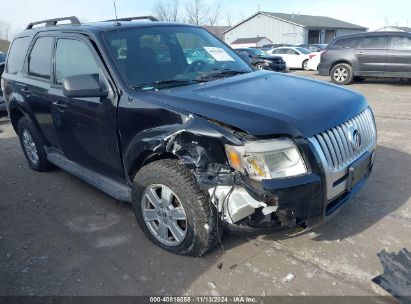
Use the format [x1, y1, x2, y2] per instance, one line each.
[1, 16, 377, 256]
[319, 31, 411, 85]
[234, 48, 286, 71]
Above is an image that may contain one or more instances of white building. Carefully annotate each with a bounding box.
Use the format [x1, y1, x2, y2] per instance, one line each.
[375, 26, 411, 32]
[223, 12, 367, 45]
[230, 37, 272, 49]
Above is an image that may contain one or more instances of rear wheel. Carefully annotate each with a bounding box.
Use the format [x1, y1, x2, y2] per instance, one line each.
[330, 63, 353, 85]
[18, 117, 52, 172]
[132, 159, 221, 256]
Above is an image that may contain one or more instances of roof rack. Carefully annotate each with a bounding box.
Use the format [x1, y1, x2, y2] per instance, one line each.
[26, 16, 80, 30]
[105, 16, 159, 22]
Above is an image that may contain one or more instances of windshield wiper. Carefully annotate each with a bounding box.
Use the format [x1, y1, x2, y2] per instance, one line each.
[131, 79, 201, 90]
[197, 69, 249, 81]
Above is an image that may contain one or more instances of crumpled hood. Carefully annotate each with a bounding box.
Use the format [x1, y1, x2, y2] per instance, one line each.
[139, 71, 368, 138]
[257, 55, 284, 61]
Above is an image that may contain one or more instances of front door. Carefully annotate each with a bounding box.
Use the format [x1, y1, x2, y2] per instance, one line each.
[386, 35, 411, 78]
[48, 35, 125, 182]
[356, 36, 389, 75]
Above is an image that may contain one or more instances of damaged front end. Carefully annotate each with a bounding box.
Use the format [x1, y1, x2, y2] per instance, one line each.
[131, 113, 324, 233]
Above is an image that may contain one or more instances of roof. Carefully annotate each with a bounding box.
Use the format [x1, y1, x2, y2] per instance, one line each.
[202, 26, 231, 40]
[223, 12, 367, 34]
[231, 37, 271, 44]
[390, 26, 411, 32]
[15, 20, 198, 39]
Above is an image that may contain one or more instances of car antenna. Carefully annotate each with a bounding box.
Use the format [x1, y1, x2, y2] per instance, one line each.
[112, 0, 120, 26]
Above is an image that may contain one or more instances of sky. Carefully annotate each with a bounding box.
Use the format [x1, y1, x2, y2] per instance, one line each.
[0, 0, 410, 35]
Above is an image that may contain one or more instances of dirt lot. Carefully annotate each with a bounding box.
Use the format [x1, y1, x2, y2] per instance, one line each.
[0, 71, 410, 298]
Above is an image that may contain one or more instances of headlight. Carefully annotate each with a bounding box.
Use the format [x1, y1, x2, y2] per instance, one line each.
[225, 139, 307, 180]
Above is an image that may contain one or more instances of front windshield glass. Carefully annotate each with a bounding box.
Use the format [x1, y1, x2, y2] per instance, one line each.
[104, 26, 252, 89]
[296, 47, 311, 54]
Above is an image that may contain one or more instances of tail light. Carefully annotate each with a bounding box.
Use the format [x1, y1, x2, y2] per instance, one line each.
[309, 54, 317, 59]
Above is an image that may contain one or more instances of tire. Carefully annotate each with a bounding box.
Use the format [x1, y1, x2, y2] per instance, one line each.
[132, 159, 221, 256]
[17, 117, 52, 172]
[302, 60, 309, 71]
[330, 63, 354, 85]
[254, 63, 264, 70]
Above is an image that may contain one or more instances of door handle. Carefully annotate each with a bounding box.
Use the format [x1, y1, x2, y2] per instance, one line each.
[52, 100, 68, 111]
[357, 52, 364, 55]
[20, 87, 31, 96]
[389, 53, 396, 56]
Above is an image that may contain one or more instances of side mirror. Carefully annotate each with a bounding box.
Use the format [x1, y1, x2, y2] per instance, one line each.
[63, 74, 108, 98]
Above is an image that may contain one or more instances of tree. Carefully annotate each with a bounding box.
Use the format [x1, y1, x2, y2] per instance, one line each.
[184, 0, 207, 26]
[224, 11, 234, 27]
[153, 0, 181, 22]
[0, 20, 12, 41]
[207, 1, 223, 26]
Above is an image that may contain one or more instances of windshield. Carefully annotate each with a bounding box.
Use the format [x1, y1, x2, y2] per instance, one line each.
[104, 26, 252, 89]
[296, 47, 311, 54]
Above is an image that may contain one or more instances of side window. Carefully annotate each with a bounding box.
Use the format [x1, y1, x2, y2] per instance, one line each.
[273, 49, 284, 54]
[391, 36, 411, 50]
[287, 49, 298, 55]
[28, 36, 54, 79]
[55, 39, 99, 85]
[6, 37, 31, 74]
[334, 37, 359, 49]
[359, 36, 389, 49]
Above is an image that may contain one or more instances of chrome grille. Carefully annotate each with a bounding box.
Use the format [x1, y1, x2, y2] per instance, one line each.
[314, 108, 376, 170]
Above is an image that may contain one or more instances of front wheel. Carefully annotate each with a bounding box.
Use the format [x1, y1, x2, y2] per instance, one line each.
[330, 63, 354, 85]
[254, 63, 264, 70]
[302, 60, 309, 71]
[132, 159, 221, 256]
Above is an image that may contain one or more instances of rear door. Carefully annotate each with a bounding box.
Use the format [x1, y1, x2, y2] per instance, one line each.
[23, 35, 61, 149]
[356, 36, 389, 75]
[48, 34, 125, 182]
[386, 35, 411, 78]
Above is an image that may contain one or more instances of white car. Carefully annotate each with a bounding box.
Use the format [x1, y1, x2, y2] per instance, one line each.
[307, 52, 321, 71]
[268, 47, 311, 70]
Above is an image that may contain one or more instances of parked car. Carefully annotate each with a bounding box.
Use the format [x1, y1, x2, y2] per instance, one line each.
[306, 52, 322, 71]
[297, 44, 327, 52]
[319, 32, 411, 84]
[2, 16, 377, 256]
[0, 52, 6, 113]
[268, 47, 312, 70]
[235, 48, 287, 72]
[260, 43, 294, 53]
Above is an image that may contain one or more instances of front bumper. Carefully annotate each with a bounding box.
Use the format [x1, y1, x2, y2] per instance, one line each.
[220, 108, 377, 233]
[265, 61, 287, 72]
[318, 63, 330, 76]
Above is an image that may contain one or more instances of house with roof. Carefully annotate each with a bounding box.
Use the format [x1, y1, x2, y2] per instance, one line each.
[376, 26, 411, 32]
[223, 12, 367, 45]
[230, 37, 272, 48]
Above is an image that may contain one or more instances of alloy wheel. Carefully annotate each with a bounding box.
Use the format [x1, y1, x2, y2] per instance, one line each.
[141, 184, 188, 246]
[22, 129, 39, 165]
[334, 67, 349, 82]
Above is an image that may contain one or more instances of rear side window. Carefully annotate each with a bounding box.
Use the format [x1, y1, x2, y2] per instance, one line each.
[359, 36, 389, 49]
[6, 37, 31, 74]
[334, 37, 359, 49]
[28, 36, 54, 79]
[55, 39, 99, 85]
[391, 36, 411, 50]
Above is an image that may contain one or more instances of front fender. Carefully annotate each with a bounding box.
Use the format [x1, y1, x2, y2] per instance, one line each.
[123, 114, 244, 182]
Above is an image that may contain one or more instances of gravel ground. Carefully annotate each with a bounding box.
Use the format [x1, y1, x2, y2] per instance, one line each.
[0, 71, 410, 298]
